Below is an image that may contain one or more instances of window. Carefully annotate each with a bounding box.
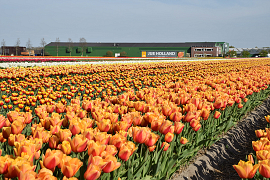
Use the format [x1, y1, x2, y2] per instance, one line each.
[205, 48, 213, 51]
[206, 54, 212, 57]
[195, 48, 203, 51]
[194, 54, 204, 57]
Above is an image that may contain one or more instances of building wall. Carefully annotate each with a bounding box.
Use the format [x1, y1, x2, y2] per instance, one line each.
[191, 47, 219, 57]
[1, 46, 26, 56]
[45, 46, 191, 57]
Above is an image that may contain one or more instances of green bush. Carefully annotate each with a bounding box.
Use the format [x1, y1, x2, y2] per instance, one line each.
[120, 51, 127, 57]
[104, 51, 114, 57]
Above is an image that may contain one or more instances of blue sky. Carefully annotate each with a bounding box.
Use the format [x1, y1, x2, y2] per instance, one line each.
[1, 0, 269, 48]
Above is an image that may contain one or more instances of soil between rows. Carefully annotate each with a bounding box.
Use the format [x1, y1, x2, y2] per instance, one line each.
[170, 97, 270, 180]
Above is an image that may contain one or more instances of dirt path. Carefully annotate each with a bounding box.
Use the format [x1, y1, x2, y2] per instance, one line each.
[171, 98, 270, 180]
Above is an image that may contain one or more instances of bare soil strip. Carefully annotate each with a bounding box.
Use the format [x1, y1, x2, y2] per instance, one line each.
[171, 97, 270, 180]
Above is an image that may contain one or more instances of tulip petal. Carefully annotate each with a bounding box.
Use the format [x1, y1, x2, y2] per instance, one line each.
[260, 164, 270, 178]
[233, 165, 247, 179]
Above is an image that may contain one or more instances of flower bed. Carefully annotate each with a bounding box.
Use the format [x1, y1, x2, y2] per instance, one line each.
[0, 59, 270, 179]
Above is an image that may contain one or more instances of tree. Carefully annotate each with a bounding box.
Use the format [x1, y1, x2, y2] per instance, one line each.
[26, 39, 32, 56]
[120, 51, 127, 57]
[1, 39, 5, 55]
[260, 50, 268, 57]
[40, 38, 46, 56]
[105, 51, 113, 57]
[68, 38, 73, 57]
[15, 38, 20, 56]
[227, 50, 237, 57]
[229, 45, 235, 48]
[56, 37, 60, 56]
[79, 38, 86, 56]
[241, 50, 250, 58]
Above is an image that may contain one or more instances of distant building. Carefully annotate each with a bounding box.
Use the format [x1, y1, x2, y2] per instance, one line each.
[0, 46, 26, 56]
[45, 42, 229, 57]
[229, 47, 270, 57]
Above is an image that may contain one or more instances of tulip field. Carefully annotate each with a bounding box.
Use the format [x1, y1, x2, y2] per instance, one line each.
[1, 58, 270, 180]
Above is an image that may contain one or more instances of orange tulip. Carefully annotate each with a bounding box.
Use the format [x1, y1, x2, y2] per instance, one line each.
[144, 132, 160, 147]
[84, 164, 101, 180]
[36, 168, 57, 180]
[252, 139, 270, 151]
[169, 112, 183, 122]
[233, 160, 259, 179]
[58, 141, 72, 155]
[49, 135, 60, 149]
[0, 155, 9, 174]
[23, 112, 33, 124]
[118, 142, 137, 161]
[50, 125, 61, 135]
[192, 123, 201, 132]
[56, 102, 66, 113]
[131, 127, 151, 144]
[102, 155, 121, 173]
[184, 111, 196, 122]
[68, 134, 88, 153]
[57, 129, 72, 142]
[96, 119, 112, 132]
[7, 111, 19, 122]
[88, 140, 106, 157]
[164, 132, 174, 143]
[266, 115, 270, 123]
[256, 150, 270, 160]
[40, 149, 63, 171]
[82, 100, 93, 112]
[201, 108, 210, 120]
[61, 157, 83, 178]
[213, 111, 221, 119]
[255, 129, 266, 138]
[46, 104, 55, 113]
[148, 145, 156, 152]
[258, 159, 270, 178]
[94, 132, 111, 145]
[8, 134, 25, 146]
[11, 120, 26, 135]
[161, 142, 170, 151]
[109, 134, 127, 149]
[0, 114, 6, 129]
[159, 120, 174, 135]
[174, 122, 184, 134]
[180, 137, 188, 144]
[19, 171, 37, 180]
[5, 157, 35, 178]
[248, 154, 254, 164]
[104, 145, 118, 156]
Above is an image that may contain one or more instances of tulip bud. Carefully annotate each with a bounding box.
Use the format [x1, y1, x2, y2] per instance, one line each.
[248, 154, 254, 164]
[164, 132, 174, 143]
[161, 142, 170, 151]
[214, 111, 221, 119]
[180, 137, 188, 144]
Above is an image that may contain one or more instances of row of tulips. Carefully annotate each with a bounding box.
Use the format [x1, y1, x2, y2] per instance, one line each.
[233, 116, 270, 179]
[0, 59, 270, 179]
[0, 58, 79, 63]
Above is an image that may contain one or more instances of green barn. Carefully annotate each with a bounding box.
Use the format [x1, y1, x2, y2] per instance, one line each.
[44, 42, 229, 57]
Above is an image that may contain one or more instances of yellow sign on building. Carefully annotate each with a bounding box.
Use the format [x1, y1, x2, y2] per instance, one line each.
[142, 51, 146, 57]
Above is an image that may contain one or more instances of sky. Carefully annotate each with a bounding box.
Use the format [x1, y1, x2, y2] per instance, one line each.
[0, 0, 270, 48]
